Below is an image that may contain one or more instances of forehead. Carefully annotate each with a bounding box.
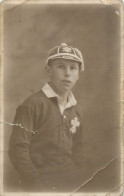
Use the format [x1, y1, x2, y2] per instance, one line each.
[51, 58, 79, 66]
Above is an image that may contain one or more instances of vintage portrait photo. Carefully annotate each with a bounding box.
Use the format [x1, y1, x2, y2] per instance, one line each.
[1, 0, 123, 195]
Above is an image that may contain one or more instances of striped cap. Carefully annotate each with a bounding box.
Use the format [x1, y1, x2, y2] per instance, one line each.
[46, 43, 84, 71]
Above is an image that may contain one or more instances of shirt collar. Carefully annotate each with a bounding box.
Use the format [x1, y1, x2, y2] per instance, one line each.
[42, 82, 58, 98]
[42, 82, 77, 106]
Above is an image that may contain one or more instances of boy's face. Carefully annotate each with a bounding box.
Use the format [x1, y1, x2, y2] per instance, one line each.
[47, 58, 79, 95]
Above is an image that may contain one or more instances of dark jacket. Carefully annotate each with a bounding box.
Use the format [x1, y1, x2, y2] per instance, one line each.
[9, 90, 85, 191]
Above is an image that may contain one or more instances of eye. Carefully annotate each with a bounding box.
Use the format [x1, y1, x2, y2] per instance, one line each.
[57, 64, 64, 69]
[70, 65, 78, 70]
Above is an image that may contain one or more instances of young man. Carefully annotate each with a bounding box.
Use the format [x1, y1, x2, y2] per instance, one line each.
[9, 43, 85, 192]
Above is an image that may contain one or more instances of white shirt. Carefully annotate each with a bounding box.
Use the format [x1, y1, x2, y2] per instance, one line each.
[42, 83, 77, 115]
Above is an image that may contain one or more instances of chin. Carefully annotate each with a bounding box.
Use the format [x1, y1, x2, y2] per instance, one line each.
[61, 87, 72, 93]
[55, 84, 72, 94]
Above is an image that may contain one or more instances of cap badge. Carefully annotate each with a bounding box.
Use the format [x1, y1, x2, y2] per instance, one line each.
[70, 117, 80, 134]
[62, 46, 72, 53]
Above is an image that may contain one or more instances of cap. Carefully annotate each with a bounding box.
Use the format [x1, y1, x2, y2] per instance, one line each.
[46, 43, 84, 71]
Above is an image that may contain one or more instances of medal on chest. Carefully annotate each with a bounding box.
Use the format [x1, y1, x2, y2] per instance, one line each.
[70, 117, 80, 134]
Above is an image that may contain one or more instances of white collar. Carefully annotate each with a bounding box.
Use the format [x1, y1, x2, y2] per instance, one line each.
[42, 82, 59, 98]
[42, 83, 77, 111]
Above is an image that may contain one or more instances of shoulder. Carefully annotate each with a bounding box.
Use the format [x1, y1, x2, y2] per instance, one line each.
[17, 89, 47, 116]
[23, 89, 45, 105]
[75, 103, 83, 116]
[72, 103, 84, 124]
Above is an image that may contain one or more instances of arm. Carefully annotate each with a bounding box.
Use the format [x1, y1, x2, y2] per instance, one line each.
[8, 106, 40, 184]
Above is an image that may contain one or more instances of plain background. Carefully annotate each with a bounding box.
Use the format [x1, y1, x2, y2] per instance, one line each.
[3, 3, 121, 192]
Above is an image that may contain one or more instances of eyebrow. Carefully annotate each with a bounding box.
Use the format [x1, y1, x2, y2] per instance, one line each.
[55, 61, 78, 65]
[70, 64, 78, 66]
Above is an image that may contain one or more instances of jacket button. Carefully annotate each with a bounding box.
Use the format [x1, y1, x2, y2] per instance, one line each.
[64, 115, 66, 119]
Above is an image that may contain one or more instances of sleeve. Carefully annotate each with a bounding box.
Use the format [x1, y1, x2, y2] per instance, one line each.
[8, 105, 40, 183]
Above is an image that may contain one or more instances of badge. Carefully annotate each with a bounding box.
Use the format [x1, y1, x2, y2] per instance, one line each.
[62, 46, 72, 53]
[70, 117, 80, 134]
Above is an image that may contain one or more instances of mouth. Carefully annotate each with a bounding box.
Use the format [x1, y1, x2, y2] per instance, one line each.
[61, 80, 72, 84]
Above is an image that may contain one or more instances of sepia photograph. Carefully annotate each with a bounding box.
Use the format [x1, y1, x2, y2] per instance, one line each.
[1, 0, 124, 195]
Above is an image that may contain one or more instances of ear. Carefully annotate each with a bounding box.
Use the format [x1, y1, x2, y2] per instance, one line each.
[45, 65, 52, 77]
[45, 65, 50, 73]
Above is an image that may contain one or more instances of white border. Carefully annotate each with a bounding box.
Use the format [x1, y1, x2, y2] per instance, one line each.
[120, 0, 124, 195]
[0, 0, 3, 195]
[1, 0, 123, 5]
[1, 0, 124, 195]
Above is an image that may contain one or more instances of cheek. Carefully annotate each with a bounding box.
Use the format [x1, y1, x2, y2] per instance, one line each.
[54, 70, 63, 79]
[51, 71, 60, 82]
[74, 73, 79, 81]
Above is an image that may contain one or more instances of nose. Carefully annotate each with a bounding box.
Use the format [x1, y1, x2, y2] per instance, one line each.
[64, 67, 70, 78]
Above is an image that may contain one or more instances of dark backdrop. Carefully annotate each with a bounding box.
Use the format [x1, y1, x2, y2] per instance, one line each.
[4, 3, 121, 192]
